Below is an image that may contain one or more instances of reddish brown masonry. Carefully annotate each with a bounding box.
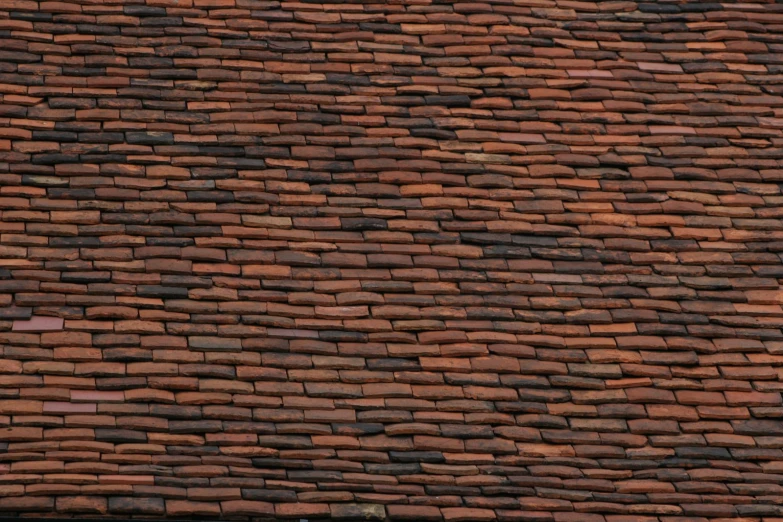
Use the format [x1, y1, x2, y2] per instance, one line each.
[1, 0, 783, 520]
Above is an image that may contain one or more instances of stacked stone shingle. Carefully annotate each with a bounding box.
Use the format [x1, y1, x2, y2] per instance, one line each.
[1, 0, 783, 520]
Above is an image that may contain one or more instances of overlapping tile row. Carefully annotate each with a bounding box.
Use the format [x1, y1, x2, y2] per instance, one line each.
[1, 0, 783, 520]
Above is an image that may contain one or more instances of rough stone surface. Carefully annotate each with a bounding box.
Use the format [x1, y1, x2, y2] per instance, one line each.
[0, 0, 782, 520]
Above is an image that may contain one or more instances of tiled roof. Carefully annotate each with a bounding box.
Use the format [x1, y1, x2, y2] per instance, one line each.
[1, 0, 783, 520]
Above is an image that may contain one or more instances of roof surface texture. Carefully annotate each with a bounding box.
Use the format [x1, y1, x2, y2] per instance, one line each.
[1, 0, 783, 520]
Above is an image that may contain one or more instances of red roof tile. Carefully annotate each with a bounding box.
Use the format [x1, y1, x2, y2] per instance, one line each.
[0, 0, 782, 520]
